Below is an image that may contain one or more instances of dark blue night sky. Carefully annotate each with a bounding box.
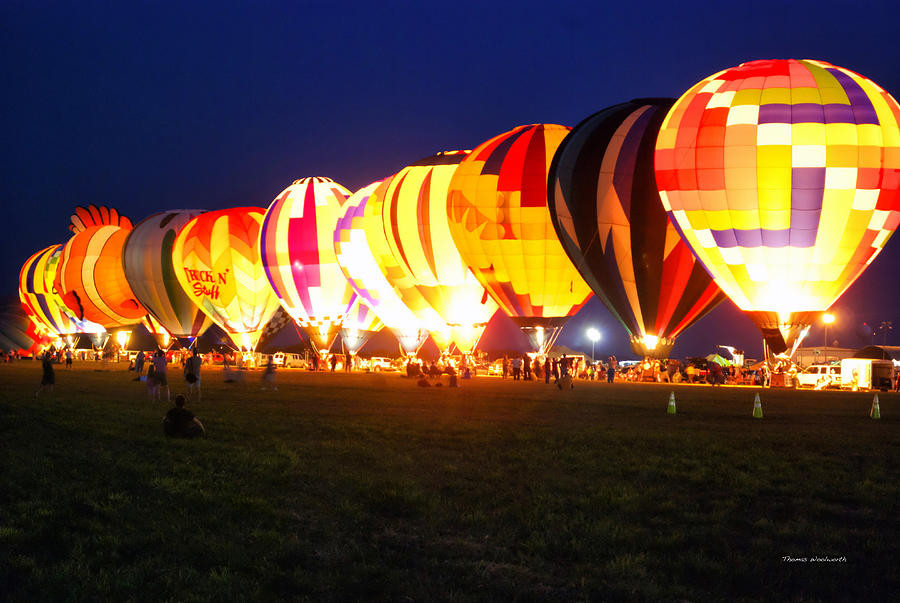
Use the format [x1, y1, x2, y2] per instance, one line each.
[4, 0, 900, 359]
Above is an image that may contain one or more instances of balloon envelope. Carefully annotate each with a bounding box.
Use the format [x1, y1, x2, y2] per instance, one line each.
[171, 207, 281, 351]
[123, 210, 214, 342]
[446, 124, 593, 353]
[371, 151, 498, 354]
[260, 177, 355, 353]
[19, 244, 83, 336]
[333, 181, 429, 355]
[655, 59, 900, 354]
[549, 99, 725, 358]
[56, 206, 147, 329]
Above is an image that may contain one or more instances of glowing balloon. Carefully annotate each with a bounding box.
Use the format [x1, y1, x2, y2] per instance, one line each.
[339, 297, 384, 356]
[0, 303, 41, 354]
[447, 124, 593, 353]
[123, 210, 213, 346]
[260, 177, 356, 353]
[19, 245, 83, 337]
[655, 59, 900, 355]
[171, 207, 281, 351]
[371, 151, 498, 354]
[56, 205, 147, 329]
[333, 181, 429, 355]
[549, 99, 725, 358]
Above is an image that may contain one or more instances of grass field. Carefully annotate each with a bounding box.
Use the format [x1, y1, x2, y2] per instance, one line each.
[1, 360, 897, 601]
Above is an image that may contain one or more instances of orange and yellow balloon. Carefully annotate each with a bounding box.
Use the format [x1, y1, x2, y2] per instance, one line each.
[19, 244, 83, 337]
[655, 59, 900, 355]
[446, 124, 593, 353]
[172, 207, 281, 351]
[55, 205, 147, 329]
[370, 151, 498, 354]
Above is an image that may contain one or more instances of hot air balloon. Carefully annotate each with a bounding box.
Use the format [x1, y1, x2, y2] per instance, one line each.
[0, 302, 42, 355]
[339, 297, 384, 359]
[447, 124, 593, 353]
[19, 245, 85, 337]
[260, 177, 356, 354]
[549, 99, 726, 358]
[171, 207, 281, 352]
[55, 205, 147, 329]
[333, 181, 430, 355]
[655, 59, 900, 356]
[369, 151, 499, 354]
[123, 210, 213, 348]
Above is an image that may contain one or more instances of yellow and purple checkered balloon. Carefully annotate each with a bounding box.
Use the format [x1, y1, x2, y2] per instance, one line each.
[655, 59, 900, 350]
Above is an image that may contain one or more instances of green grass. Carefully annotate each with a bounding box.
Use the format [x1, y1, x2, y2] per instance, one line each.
[1, 360, 897, 601]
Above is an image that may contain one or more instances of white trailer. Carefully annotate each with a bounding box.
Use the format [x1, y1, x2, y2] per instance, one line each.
[840, 358, 894, 391]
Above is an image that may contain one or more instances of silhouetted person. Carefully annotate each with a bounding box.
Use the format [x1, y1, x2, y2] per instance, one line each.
[152, 349, 170, 401]
[184, 349, 202, 400]
[163, 394, 205, 439]
[35, 351, 55, 397]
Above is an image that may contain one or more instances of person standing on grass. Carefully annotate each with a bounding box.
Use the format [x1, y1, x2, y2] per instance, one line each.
[35, 351, 55, 397]
[65, 348, 73, 369]
[262, 357, 277, 390]
[511, 356, 522, 380]
[152, 349, 170, 401]
[163, 394, 205, 439]
[607, 354, 617, 383]
[523, 354, 532, 381]
[330, 353, 338, 372]
[184, 349, 202, 400]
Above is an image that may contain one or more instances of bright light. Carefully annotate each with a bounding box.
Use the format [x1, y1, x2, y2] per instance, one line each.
[115, 330, 131, 348]
[823, 313, 835, 325]
[586, 328, 601, 343]
[643, 334, 659, 350]
[240, 332, 253, 352]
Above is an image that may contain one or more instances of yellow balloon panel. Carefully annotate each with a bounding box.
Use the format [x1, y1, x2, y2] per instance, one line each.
[172, 207, 281, 351]
[446, 124, 593, 319]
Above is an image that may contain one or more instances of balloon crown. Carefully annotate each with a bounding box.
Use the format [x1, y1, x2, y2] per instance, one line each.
[68, 205, 132, 233]
[292, 176, 336, 185]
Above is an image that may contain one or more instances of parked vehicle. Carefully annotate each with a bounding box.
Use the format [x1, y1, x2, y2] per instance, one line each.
[796, 364, 842, 389]
[273, 352, 305, 368]
[841, 358, 894, 391]
[367, 356, 397, 372]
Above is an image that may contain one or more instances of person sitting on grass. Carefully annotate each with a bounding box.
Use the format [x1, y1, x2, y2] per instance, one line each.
[163, 394, 205, 439]
[35, 351, 55, 397]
